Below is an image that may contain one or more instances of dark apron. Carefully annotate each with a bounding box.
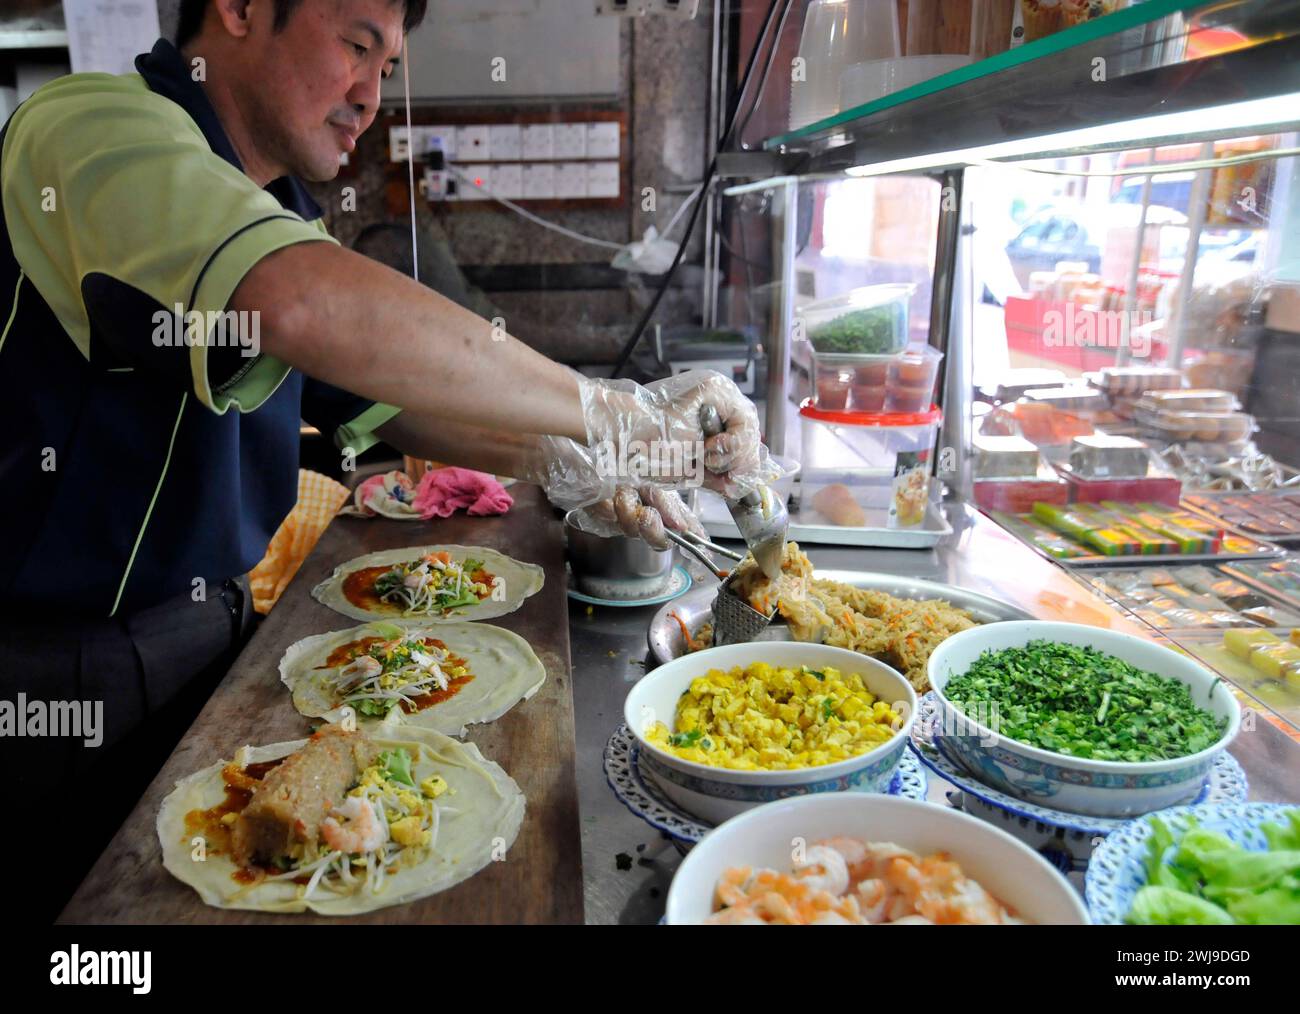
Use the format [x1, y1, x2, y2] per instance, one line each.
[0, 577, 257, 922]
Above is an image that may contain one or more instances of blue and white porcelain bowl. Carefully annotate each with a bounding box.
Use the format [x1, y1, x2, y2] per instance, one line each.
[927, 621, 1240, 818]
[1085, 803, 1300, 925]
[624, 642, 917, 825]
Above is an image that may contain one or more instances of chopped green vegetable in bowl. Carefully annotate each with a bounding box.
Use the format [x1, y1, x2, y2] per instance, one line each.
[943, 640, 1227, 762]
[928, 622, 1240, 817]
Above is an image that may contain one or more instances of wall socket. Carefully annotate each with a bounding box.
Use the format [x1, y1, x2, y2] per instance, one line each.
[594, 0, 699, 18]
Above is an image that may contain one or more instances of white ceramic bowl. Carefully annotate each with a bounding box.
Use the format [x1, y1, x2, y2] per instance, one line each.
[624, 642, 917, 825]
[927, 621, 1241, 818]
[665, 793, 1089, 925]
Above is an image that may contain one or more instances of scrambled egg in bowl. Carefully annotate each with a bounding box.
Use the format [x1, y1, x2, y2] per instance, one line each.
[646, 662, 901, 770]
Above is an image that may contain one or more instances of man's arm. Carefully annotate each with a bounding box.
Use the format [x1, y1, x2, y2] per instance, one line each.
[233, 242, 588, 441]
[373, 413, 545, 480]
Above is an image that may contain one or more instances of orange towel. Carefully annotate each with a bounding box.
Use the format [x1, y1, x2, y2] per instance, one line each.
[248, 469, 350, 614]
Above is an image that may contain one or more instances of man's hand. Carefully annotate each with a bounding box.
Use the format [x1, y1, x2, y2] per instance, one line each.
[576, 370, 773, 499]
[570, 485, 707, 551]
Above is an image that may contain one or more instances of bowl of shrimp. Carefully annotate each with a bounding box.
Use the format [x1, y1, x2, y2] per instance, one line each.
[665, 793, 1090, 925]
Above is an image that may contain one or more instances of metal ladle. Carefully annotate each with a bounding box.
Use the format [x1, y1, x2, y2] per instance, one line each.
[698, 404, 789, 582]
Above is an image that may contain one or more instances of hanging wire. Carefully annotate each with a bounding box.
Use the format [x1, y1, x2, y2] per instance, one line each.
[402, 36, 419, 283]
[443, 164, 704, 251]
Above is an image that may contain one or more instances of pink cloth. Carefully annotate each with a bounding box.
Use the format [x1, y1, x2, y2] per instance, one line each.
[413, 467, 514, 519]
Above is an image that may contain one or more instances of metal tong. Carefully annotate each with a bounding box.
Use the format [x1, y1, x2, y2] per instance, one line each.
[662, 528, 777, 646]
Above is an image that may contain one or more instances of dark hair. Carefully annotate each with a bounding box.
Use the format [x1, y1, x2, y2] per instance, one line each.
[176, 0, 428, 48]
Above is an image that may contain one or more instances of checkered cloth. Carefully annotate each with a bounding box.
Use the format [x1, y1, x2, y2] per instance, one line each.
[248, 469, 350, 614]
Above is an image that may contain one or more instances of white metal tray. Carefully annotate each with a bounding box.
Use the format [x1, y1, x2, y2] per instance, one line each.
[699, 490, 952, 549]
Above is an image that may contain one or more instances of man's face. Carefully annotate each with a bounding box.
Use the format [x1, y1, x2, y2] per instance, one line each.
[239, 0, 404, 182]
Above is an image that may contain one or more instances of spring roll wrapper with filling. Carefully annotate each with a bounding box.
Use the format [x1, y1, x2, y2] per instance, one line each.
[311, 544, 544, 623]
[279, 620, 546, 737]
[157, 723, 524, 915]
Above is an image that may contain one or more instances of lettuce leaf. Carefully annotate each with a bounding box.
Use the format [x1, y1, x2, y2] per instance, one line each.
[1198, 850, 1300, 893]
[1225, 886, 1300, 925]
[1127, 886, 1234, 925]
[378, 748, 415, 786]
[1264, 811, 1300, 852]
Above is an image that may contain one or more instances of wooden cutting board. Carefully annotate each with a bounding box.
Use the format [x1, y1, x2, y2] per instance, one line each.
[59, 483, 583, 924]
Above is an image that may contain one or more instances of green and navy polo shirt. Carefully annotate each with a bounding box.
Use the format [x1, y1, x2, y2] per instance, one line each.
[0, 38, 399, 617]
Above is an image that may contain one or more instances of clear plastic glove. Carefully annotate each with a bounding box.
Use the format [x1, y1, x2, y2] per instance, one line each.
[570, 484, 709, 551]
[576, 369, 777, 499]
[528, 435, 708, 549]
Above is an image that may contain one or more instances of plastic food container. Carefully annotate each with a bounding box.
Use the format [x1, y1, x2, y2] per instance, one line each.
[972, 470, 1070, 513]
[1022, 385, 1106, 415]
[811, 357, 896, 412]
[1137, 408, 1257, 444]
[1067, 434, 1152, 480]
[1058, 469, 1183, 508]
[1136, 389, 1240, 413]
[850, 360, 889, 412]
[1091, 366, 1184, 397]
[813, 362, 852, 411]
[973, 434, 1041, 480]
[884, 344, 944, 413]
[800, 283, 914, 359]
[797, 400, 941, 528]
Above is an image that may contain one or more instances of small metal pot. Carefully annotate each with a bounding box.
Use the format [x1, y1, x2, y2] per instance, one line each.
[564, 511, 674, 601]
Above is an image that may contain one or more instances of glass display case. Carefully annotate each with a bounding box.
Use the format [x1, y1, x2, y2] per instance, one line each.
[703, 0, 1300, 735]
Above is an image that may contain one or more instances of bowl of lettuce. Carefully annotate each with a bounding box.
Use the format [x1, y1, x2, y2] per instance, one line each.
[1085, 803, 1300, 925]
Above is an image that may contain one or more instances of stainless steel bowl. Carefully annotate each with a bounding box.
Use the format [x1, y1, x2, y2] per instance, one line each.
[564, 510, 674, 601]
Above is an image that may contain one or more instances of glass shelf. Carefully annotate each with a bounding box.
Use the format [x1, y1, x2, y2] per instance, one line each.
[762, 0, 1300, 173]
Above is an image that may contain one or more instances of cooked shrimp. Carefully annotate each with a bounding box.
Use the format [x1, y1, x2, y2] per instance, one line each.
[793, 844, 849, 897]
[856, 878, 897, 923]
[753, 890, 800, 924]
[320, 797, 387, 854]
[882, 854, 928, 916]
[715, 865, 755, 909]
[705, 839, 1018, 925]
[334, 654, 382, 692]
[822, 837, 914, 887]
[912, 855, 1008, 925]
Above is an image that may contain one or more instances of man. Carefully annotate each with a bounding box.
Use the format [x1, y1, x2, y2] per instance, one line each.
[0, 0, 765, 919]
